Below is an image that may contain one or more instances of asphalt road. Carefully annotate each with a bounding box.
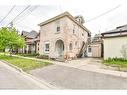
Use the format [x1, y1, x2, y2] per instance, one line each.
[30, 65, 127, 89]
[0, 61, 51, 89]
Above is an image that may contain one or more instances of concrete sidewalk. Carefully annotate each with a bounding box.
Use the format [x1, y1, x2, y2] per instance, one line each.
[11, 55, 127, 78]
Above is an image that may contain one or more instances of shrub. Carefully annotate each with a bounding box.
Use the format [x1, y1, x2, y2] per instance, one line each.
[107, 57, 127, 62]
[18, 53, 39, 57]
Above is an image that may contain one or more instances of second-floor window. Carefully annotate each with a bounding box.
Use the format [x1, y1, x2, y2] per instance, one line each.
[82, 33, 84, 36]
[57, 26, 60, 32]
[73, 25, 75, 34]
[56, 20, 60, 33]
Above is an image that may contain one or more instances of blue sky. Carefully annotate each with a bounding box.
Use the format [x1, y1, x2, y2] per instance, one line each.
[0, 0, 127, 36]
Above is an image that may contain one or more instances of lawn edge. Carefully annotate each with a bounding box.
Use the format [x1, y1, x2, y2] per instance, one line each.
[1, 60, 59, 89]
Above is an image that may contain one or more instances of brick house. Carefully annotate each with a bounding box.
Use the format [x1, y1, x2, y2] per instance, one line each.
[38, 12, 90, 60]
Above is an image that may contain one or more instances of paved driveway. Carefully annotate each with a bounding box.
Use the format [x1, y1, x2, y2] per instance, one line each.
[0, 61, 52, 89]
[30, 64, 127, 89]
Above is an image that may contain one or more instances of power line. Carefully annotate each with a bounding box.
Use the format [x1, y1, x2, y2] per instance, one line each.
[86, 4, 121, 23]
[6, 5, 31, 27]
[14, 5, 39, 25]
[0, 5, 16, 25]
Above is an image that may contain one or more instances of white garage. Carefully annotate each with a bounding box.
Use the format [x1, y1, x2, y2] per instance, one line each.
[102, 24, 127, 59]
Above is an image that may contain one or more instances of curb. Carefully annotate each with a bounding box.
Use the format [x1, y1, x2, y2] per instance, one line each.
[6, 55, 127, 79]
[1, 60, 59, 89]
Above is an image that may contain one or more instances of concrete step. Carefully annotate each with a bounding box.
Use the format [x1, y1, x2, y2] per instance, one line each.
[55, 57, 65, 62]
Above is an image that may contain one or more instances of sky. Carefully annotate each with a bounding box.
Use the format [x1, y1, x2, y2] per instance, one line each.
[0, 0, 127, 36]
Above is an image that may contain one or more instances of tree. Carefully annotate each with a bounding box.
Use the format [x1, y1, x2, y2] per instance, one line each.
[0, 27, 25, 56]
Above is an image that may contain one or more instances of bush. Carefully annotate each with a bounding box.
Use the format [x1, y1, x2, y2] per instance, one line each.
[18, 53, 39, 57]
[36, 55, 49, 59]
[107, 57, 127, 62]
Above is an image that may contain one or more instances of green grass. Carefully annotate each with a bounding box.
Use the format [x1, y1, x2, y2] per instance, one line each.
[17, 53, 39, 58]
[103, 58, 127, 68]
[0, 54, 52, 71]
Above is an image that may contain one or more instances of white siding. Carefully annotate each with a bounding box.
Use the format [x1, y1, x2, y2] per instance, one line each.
[103, 36, 127, 59]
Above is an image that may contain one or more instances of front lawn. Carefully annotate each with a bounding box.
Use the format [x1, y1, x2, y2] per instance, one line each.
[103, 58, 127, 71]
[17, 53, 39, 58]
[0, 54, 52, 71]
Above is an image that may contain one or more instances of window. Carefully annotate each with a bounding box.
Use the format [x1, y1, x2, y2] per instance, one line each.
[56, 20, 60, 32]
[69, 43, 73, 51]
[45, 43, 49, 52]
[73, 29, 75, 34]
[82, 33, 84, 36]
[75, 41, 77, 46]
[73, 24, 75, 34]
[88, 47, 91, 52]
[57, 26, 60, 32]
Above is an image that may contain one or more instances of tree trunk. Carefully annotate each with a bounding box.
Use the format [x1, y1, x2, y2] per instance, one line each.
[9, 47, 12, 57]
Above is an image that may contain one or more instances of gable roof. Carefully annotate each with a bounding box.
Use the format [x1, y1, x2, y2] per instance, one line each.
[21, 30, 38, 39]
[38, 11, 90, 34]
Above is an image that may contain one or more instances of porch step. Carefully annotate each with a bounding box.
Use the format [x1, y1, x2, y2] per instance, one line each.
[55, 57, 65, 62]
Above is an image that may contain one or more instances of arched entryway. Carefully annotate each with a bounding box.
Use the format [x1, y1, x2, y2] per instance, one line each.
[55, 40, 64, 57]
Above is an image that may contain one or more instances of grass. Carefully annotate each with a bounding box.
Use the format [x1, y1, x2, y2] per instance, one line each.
[0, 54, 52, 71]
[103, 58, 127, 68]
[17, 53, 39, 58]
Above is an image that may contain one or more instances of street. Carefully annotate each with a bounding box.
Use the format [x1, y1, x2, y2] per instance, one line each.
[0, 61, 52, 89]
[30, 64, 127, 89]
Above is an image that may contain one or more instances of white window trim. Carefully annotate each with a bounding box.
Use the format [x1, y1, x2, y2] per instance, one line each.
[44, 42, 50, 53]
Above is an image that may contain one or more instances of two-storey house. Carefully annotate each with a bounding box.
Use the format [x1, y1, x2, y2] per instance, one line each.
[38, 12, 90, 60]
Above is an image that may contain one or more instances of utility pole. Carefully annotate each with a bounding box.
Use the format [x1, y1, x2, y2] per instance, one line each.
[10, 21, 13, 28]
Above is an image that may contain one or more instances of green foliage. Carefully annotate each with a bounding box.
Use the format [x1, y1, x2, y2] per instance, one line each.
[0, 54, 52, 71]
[0, 27, 25, 52]
[103, 57, 127, 68]
[36, 55, 49, 59]
[106, 57, 127, 62]
[18, 53, 39, 57]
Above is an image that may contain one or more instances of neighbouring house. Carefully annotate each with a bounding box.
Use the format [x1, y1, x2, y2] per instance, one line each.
[19, 30, 40, 54]
[38, 12, 91, 60]
[101, 24, 127, 59]
[87, 34, 103, 58]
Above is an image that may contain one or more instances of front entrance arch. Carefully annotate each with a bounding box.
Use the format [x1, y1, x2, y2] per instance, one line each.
[55, 40, 64, 57]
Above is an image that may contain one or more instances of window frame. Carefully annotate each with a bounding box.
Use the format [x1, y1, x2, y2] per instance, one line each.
[56, 20, 60, 33]
[88, 47, 91, 53]
[44, 42, 50, 53]
[69, 43, 73, 51]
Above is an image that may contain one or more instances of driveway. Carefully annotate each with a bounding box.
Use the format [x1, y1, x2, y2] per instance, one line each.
[0, 61, 53, 89]
[30, 64, 127, 89]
